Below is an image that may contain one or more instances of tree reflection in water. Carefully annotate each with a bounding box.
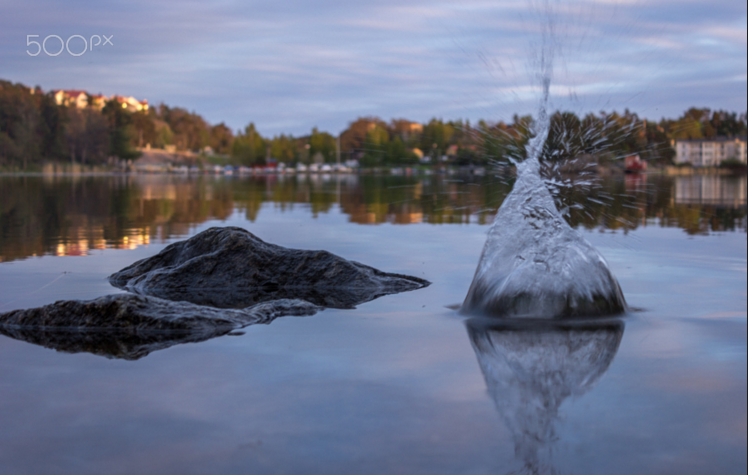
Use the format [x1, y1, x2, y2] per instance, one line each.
[467, 319, 624, 474]
[0, 174, 745, 263]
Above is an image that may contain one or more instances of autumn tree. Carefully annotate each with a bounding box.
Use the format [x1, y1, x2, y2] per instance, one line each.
[131, 110, 157, 148]
[65, 108, 109, 164]
[210, 123, 234, 155]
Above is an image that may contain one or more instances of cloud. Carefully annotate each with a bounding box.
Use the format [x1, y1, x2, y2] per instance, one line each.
[0, 0, 745, 135]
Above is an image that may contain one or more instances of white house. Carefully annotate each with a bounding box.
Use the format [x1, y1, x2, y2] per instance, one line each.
[53, 90, 147, 112]
[674, 138, 747, 167]
[53, 90, 88, 109]
[112, 95, 149, 113]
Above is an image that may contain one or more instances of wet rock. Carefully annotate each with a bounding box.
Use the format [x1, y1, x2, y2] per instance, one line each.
[128, 286, 416, 311]
[462, 158, 626, 318]
[0, 294, 320, 360]
[0, 293, 320, 332]
[0, 227, 430, 359]
[109, 227, 429, 309]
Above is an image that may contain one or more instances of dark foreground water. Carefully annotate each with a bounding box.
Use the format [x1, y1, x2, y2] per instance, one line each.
[0, 173, 746, 475]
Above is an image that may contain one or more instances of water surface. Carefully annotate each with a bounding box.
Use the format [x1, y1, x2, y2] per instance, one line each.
[0, 174, 745, 475]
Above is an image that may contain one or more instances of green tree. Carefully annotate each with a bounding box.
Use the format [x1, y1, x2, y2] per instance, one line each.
[37, 93, 66, 160]
[153, 120, 174, 148]
[386, 136, 415, 165]
[231, 123, 266, 166]
[309, 127, 337, 163]
[102, 100, 140, 160]
[669, 108, 709, 140]
[420, 119, 455, 159]
[0, 82, 38, 169]
[270, 134, 297, 164]
[361, 124, 389, 167]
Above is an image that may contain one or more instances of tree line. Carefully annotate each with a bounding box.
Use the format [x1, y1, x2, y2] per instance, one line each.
[1, 79, 746, 170]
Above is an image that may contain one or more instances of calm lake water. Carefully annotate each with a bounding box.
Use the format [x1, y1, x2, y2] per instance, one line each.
[0, 173, 746, 475]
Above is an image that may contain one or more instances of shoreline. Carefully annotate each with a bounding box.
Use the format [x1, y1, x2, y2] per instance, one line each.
[0, 163, 745, 178]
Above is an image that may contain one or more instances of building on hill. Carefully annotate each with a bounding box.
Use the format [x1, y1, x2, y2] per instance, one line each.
[53, 90, 148, 112]
[53, 90, 88, 108]
[112, 95, 149, 113]
[673, 138, 747, 166]
[88, 94, 108, 109]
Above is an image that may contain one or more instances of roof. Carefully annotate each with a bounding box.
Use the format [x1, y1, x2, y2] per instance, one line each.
[62, 90, 87, 97]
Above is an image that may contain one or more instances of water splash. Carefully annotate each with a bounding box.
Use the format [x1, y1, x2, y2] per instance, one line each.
[462, 1, 626, 319]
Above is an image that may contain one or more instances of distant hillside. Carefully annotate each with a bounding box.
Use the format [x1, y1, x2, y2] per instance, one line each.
[1, 79, 745, 170]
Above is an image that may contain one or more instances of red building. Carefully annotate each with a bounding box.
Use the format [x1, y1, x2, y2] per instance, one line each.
[625, 154, 647, 173]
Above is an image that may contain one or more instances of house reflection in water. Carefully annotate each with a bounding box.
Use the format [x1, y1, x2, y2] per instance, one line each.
[54, 230, 152, 256]
[466, 319, 625, 474]
[675, 175, 747, 207]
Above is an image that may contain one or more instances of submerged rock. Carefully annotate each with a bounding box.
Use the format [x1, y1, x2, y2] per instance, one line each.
[109, 227, 429, 309]
[462, 158, 626, 318]
[0, 294, 320, 360]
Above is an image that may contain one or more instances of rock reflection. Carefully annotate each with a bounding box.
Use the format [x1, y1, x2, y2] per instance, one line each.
[0, 325, 234, 361]
[467, 319, 624, 474]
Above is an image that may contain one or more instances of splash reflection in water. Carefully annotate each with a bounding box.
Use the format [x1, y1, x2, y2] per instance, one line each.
[467, 319, 625, 474]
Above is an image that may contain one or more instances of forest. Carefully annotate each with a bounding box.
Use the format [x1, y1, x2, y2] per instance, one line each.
[1, 79, 746, 170]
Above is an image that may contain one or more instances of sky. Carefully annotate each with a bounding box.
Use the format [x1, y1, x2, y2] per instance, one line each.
[0, 0, 746, 136]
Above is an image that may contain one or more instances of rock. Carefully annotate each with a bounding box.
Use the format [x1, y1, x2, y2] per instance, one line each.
[124, 286, 412, 311]
[462, 158, 626, 318]
[109, 227, 430, 309]
[0, 294, 320, 360]
[467, 318, 624, 471]
[0, 293, 320, 332]
[0, 227, 430, 359]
